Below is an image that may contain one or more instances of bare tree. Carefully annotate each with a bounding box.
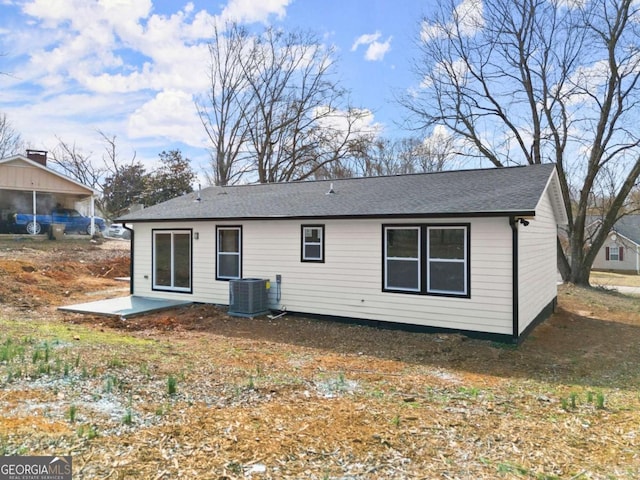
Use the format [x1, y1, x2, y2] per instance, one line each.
[343, 135, 457, 178]
[403, 0, 640, 285]
[49, 131, 139, 217]
[0, 113, 24, 159]
[243, 28, 362, 183]
[48, 136, 105, 192]
[97, 130, 138, 178]
[196, 23, 254, 186]
[198, 25, 369, 184]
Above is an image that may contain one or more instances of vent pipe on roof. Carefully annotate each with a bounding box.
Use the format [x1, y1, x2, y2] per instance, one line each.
[326, 182, 335, 195]
[195, 184, 202, 202]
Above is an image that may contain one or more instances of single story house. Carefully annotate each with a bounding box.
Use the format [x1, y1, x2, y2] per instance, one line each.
[118, 163, 568, 343]
[590, 215, 640, 275]
[0, 151, 100, 233]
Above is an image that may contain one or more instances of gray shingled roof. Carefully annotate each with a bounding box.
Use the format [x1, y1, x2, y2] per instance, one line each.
[119, 163, 559, 222]
[613, 215, 640, 244]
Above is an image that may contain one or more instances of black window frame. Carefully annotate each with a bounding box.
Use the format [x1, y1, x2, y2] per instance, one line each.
[216, 225, 242, 280]
[152, 228, 193, 293]
[301, 224, 325, 263]
[383, 225, 421, 292]
[382, 223, 470, 298]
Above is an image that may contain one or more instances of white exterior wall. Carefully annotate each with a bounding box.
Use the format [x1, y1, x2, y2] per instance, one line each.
[130, 216, 515, 335]
[517, 189, 559, 334]
[591, 233, 640, 274]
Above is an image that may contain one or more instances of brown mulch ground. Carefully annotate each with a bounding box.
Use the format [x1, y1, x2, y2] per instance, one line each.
[0, 237, 639, 479]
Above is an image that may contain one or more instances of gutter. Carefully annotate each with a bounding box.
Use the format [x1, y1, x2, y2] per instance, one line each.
[118, 210, 538, 224]
[123, 224, 134, 295]
[509, 216, 519, 343]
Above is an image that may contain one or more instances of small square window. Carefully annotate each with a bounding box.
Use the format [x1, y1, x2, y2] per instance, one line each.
[302, 225, 324, 262]
[609, 246, 619, 261]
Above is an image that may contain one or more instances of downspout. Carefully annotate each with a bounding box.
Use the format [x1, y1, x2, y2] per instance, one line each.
[509, 217, 519, 343]
[123, 224, 134, 295]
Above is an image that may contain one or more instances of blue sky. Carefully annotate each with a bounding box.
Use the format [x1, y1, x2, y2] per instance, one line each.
[0, 0, 437, 179]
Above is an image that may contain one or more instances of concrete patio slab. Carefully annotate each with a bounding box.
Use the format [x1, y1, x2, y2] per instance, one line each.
[58, 296, 192, 318]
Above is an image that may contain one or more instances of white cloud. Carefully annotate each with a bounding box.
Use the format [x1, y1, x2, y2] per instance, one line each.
[128, 89, 206, 147]
[219, 0, 291, 24]
[351, 32, 381, 51]
[0, 0, 300, 172]
[421, 0, 484, 41]
[419, 58, 469, 90]
[3, 91, 142, 156]
[351, 31, 392, 62]
[314, 106, 382, 139]
[365, 37, 392, 61]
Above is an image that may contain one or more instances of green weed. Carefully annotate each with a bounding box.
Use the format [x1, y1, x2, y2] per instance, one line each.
[68, 404, 78, 423]
[391, 415, 401, 427]
[570, 392, 578, 409]
[107, 357, 123, 369]
[167, 375, 177, 396]
[77, 424, 98, 440]
[122, 409, 133, 425]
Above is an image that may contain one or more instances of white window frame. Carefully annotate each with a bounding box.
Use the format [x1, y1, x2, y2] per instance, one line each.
[217, 226, 242, 280]
[426, 225, 468, 296]
[609, 245, 620, 261]
[152, 229, 192, 292]
[384, 226, 421, 292]
[302, 225, 324, 262]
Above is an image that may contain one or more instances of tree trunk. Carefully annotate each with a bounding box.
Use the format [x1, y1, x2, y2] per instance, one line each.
[557, 237, 571, 282]
[570, 261, 592, 286]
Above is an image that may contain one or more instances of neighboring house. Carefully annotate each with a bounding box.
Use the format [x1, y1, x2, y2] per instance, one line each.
[118, 163, 568, 343]
[0, 151, 100, 234]
[591, 215, 640, 275]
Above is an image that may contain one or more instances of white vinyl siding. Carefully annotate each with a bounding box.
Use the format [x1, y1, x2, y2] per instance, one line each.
[130, 216, 514, 335]
[517, 189, 559, 334]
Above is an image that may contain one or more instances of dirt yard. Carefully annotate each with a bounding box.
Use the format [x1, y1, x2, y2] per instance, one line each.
[0, 237, 639, 479]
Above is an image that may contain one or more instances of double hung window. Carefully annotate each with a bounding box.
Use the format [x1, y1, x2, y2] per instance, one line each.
[383, 224, 469, 297]
[301, 225, 324, 262]
[384, 227, 421, 291]
[427, 226, 467, 295]
[217, 226, 242, 280]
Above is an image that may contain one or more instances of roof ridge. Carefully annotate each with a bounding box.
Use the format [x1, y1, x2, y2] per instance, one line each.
[210, 162, 554, 190]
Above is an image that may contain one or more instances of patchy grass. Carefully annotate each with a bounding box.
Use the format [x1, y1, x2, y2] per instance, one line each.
[0, 241, 639, 478]
[591, 270, 640, 287]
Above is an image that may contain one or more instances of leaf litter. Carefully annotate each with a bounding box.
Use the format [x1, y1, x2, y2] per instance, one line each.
[0, 238, 639, 478]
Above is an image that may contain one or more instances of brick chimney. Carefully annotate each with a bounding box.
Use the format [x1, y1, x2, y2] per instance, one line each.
[26, 149, 47, 166]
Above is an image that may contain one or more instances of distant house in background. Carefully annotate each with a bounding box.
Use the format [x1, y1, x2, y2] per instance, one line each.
[119, 163, 568, 344]
[591, 215, 640, 275]
[0, 151, 99, 234]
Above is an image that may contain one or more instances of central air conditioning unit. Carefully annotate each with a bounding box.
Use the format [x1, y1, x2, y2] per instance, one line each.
[228, 278, 270, 317]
